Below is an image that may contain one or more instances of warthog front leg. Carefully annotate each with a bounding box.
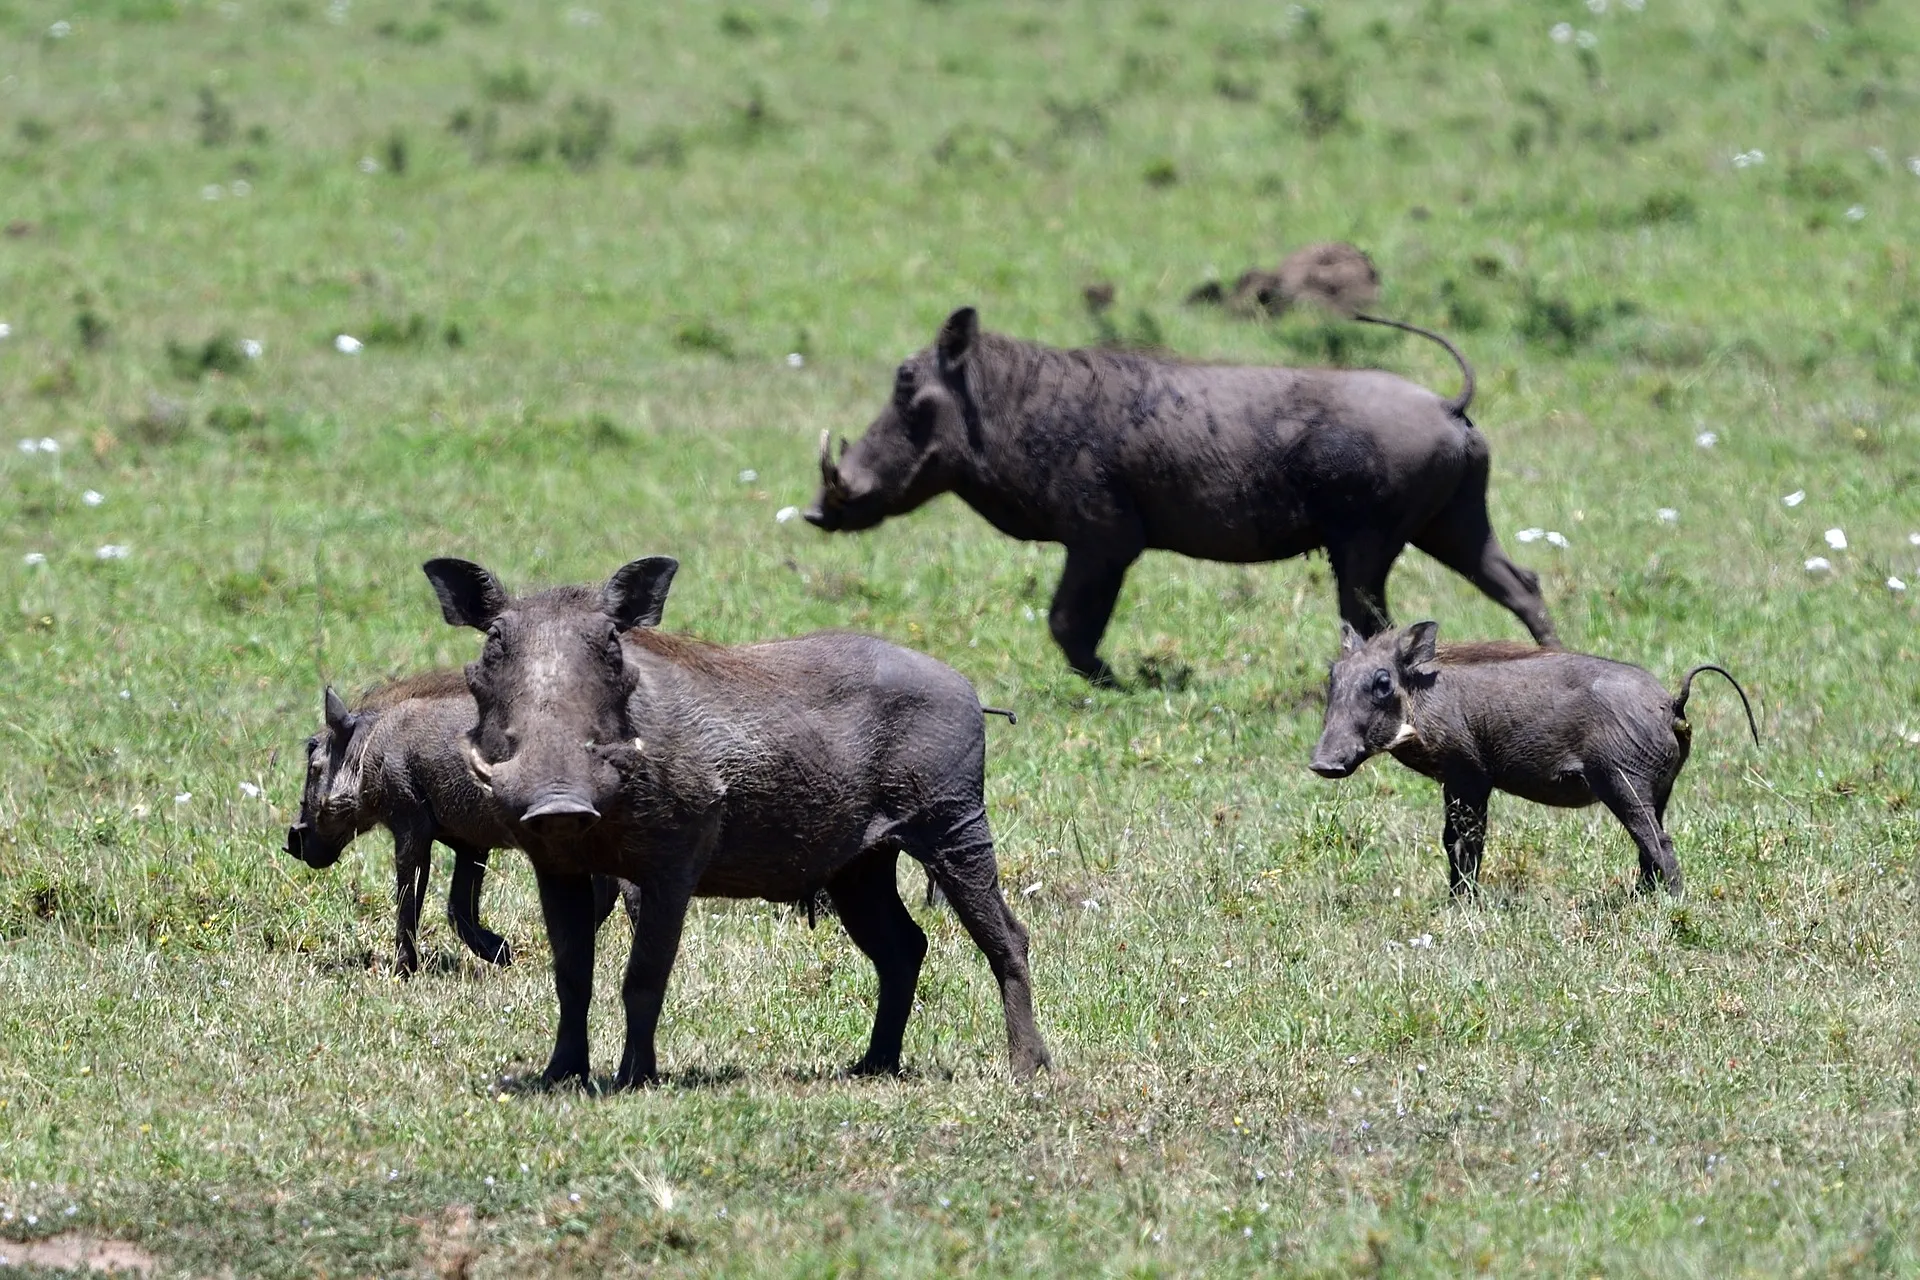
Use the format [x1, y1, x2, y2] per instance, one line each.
[391, 825, 433, 977]
[1049, 544, 1140, 687]
[917, 812, 1050, 1078]
[1441, 772, 1492, 897]
[612, 865, 699, 1090]
[827, 848, 929, 1077]
[1327, 530, 1404, 639]
[445, 842, 512, 966]
[533, 868, 598, 1086]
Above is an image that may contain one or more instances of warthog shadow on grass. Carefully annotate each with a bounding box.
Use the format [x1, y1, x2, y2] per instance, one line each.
[804, 306, 1556, 686]
[420, 554, 1050, 1088]
[1309, 622, 1759, 897]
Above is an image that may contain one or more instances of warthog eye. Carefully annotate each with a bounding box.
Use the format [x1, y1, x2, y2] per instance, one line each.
[893, 363, 916, 405]
[1370, 669, 1394, 702]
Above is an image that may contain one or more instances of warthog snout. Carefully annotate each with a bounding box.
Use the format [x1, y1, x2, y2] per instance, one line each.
[1308, 752, 1360, 779]
[520, 794, 602, 839]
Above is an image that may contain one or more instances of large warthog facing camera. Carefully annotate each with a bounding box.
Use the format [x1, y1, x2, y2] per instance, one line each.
[420, 554, 1050, 1088]
[806, 307, 1557, 684]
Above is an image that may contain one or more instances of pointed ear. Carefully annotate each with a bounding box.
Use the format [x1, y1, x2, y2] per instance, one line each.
[422, 558, 510, 630]
[1396, 621, 1440, 678]
[936, 306, 978, 377]
[603, 556, 679, 630]
[1338, 621, 1365, 658]
[323, 686, 354, 737]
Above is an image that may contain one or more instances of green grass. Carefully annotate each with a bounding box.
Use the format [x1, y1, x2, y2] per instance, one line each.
[2, 0, 1919, 1273]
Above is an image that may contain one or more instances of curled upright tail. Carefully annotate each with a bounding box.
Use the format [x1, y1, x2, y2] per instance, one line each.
[1353, 312, 1476, 417]
[1674, 664, 1760, 745]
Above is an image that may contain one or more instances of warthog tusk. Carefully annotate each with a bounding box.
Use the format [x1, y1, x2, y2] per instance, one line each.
[1385, 722, 1420, 750]
[817, 428, 846, 496]
[631, 737, 645, 753]
[463, 740, 494, 790]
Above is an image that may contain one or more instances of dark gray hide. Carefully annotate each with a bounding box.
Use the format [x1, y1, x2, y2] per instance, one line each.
[421, 555, 1050, 1088]
[805, 307, 1556, 685]
[1309, 622, 1759, 896]
[285, 677, 634, 975]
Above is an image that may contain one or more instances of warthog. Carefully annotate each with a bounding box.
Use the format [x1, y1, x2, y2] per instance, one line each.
[804, 307, 1556, 685]
[1309, 622, 1759, 896]
[420, 554, 1050, 1087]
[286, 679, 632, 975]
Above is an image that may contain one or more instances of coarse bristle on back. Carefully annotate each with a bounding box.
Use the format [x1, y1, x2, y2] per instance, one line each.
[626, 627, 770, 682]
[355, 668, 469, 710]
[1434, 640, 1546, 666]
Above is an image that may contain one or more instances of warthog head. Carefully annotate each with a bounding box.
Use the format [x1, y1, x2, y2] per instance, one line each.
[1309, 621, 1439, 779]
[421, 556, 678, 844]
[804, 306, 979, 532]
[285, 687, 364, 868]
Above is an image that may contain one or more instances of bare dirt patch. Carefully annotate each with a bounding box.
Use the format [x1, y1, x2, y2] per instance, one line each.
[0, 1233, 156, 1275]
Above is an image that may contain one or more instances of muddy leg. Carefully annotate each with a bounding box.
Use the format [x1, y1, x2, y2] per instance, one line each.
[1411, 482, 1558, 645]
[532, 868, 597, 1086]
[826, 849, 929, 1076]
[1049, 544, 1140, 687]
[1591, 768, 1684, 896]
[613, 867, 698, 1089]
[446, 842, 511, 966]
[918, 815, 1050, 1077]
[1441, 773, 1492, 897]
[392, 826, 432, 977]
[1326, 531, 1404, 638]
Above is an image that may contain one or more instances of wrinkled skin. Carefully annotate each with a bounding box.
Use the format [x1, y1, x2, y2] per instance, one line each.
[806, 306, 1555, 685]
[1310, 621, 1758, 897]
[285, 681, 634, 975]
[422, 554, 1050, 1088]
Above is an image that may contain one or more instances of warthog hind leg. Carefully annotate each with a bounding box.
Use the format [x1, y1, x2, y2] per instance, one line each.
[446, 842, 512, 966]
[827, 848, 929, 1077]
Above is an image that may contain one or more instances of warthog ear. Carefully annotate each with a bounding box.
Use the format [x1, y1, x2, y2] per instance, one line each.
[603, 556, 679, 630]
[936, 306, 978, 377]
[1338, 621, 1366, 658]
[1396, 621, 1441, 679]
[422, 558, 510, 630]
[323, 686, 353, 737]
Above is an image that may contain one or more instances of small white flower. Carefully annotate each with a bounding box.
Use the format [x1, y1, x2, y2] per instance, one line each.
[484, 1175, 495, 1187]
[1845, 205, 1866, 222]
[1021, 881, 1043, 897]
[1868, 146, 1889, 165]
[241, 338, 263, 359]
[39, 437, 59, 454]
[1695, 431, 1717, 448]
[1586, 0, 1606, 12]
[1805, 556, 1832, 573]
[230, 179, 251, 197]
[1657, 508, 1679, 523]
[1550, 22, 1573, 42]
[1575, 28, 1598, 48]
[1889, 577, 1907, 592]
[1516, 527, 1545, 543]
[1545, 530, 1570, 548]
[95, 544, 130, 560]
[1022, 604, 1037, 621]
[568, 1193, 581, 1204]
[1908, 532, 1920, 546]
[786, 351, 805, 368]
[23, 552, 46, 566]
[1783, 490, 1805, 507]
[174, 792, 192, 805]
[1409, 933, 1434, 949]
[201, 184, 225, 201]
[1824, 528, 1847, 550]
[238, 781, 263, 798]
[774, 505, 800, 523]
[357, 156, 380, 174]
[119, 690, 130, 699]
[1733, 149, 1766, 169]
[333, 334, 363, 354]
[82, 489, 103, 506]
[1080, 898, 1100, 910]
[0, 322, 10, 339]
[737, 469, 758, 484]
[48, 19, 72, 37]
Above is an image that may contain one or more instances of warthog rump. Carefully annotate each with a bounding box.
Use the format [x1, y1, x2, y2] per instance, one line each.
[805, 306, 1555, 685]
[421, 554, 1049, 1087]
[1310, 621, 1759, 896]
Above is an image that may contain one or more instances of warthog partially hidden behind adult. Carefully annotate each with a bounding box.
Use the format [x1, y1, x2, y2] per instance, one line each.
[1309, 622, 1759, 897]
[286, 680, 634, 975]
[420, 554, 1050, 1087]
[804, 306, 1556, 685]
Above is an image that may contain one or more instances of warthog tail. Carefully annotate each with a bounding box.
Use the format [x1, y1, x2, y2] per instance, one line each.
[982, 706, 1018, 725]
[1353, 312, 1476, 418]
[1674, 664, 1761, 745]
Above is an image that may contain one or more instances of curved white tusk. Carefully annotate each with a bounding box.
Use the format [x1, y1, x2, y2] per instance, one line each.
[631, 737, 645, 753]
[463, 739, 494, 791]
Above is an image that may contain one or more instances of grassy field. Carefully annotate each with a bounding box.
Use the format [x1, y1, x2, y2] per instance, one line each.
[2, 0, 1918, 1273]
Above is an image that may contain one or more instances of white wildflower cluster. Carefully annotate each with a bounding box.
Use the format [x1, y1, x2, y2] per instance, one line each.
[18, 437, 60, 454]
[1732, 149, 1765, 169]
[1516, 527, 1569, 548]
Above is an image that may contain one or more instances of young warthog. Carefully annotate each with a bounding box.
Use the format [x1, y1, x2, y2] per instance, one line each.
[420, 554, 1050, 1087]
[1309, 622, 1759, 896]
[804, 306, 1555, 685]
[285, 679, 633, 975]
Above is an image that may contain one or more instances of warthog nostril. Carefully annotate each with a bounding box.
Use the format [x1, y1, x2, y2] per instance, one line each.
[1309, 758, 1355, 779]
[521, 795, 601, 839]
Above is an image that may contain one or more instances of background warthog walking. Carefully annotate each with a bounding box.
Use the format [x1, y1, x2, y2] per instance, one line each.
[421, 554, 1050, 1087]
[804, 306, 1556, 685]
[1309, 622, 1759, 896]
[286, 679, 633, 975]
